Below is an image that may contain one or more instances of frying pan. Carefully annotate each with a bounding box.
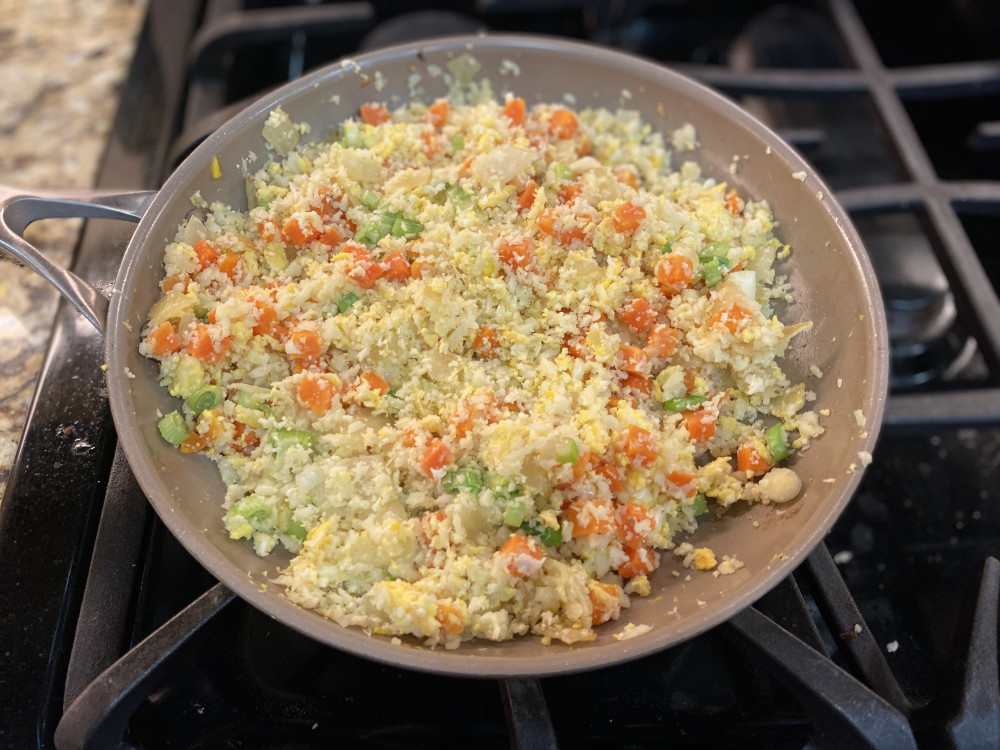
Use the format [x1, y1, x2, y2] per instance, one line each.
[0, 35, 888, 677]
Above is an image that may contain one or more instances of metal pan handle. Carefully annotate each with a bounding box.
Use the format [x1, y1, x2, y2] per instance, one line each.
[0, 186, 157, 332]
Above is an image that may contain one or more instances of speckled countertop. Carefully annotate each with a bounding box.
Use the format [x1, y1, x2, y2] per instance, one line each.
[0, 0, 146, 497]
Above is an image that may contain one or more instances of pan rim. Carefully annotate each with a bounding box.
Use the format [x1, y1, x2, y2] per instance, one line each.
[106, 33, 889, 677]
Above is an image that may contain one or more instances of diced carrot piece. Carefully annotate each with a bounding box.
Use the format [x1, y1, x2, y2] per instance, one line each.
[251, 300, 277, 337]
[536, 208, 587, 245]
[349, 248, 385, 288]
[359, 369, 390, 396]
[435, 600, 464, 634]
[146, 322, 180, 356]
[618, 543, 660, 579]
[612, 201, 646, 233]
[288, 328, 324, 360]
[558, 182, 582, 204]
[684, 410, 716, 443]
[159, 273, 189, 292]
[420, 508, 449, 548]
[426, 99, 449, 128]
[708, 305, 754, 334]
[589, 580, 622, 626]
[410, 258, 431, 279]
[282, 217, 320, 246]
[450, 391, 497, 439]
[620, 372, 653, 401]
[185, 324, 230, 364]
[614, 165, 640, 190]
[623, 424, 658, 467]
[257, 220, 280, 242]
[499, 534, 545, 578]
[644, 324, 680, 358]
[504, 97, 526, 126]
[178, 430, 208, 454]
[319, 226, 343, 249]
[360, 102, 389, 125]
[193, 239, 219, 270]
[536, 208, 557, 237]
[564, 499, 616, 536]
[218, 252, 242, 282]
[737, 443, 772, 474]
[655, 254, 694, 296]
[724, 187, 744, 215]
[548, 109, 578, 139]
[619, 298, 657, 334]
[683, 368, 698, 393]
[420, 438, 453, 479]
[576, 138, 592, 157]
[380, 252, 411, 282]
[616, 503, 656, 546]
[517, 179, 538, 211]
[618, 345, 650, 377]
[665, 471, 698, 498]
[593, 458, 625, 492]
[421, 130, 440, 158]
[472, 326, 501, 359]
[297, 373, 336, 415]
[498, 236, 535, 271]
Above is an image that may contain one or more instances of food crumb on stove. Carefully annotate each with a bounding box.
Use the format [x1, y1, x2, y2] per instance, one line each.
[820, 409, 831, 416]
[684, 575, 693, 582]
[792, 171, 807, 181]
[848, 463, 857, 473]
[816, 191, 823, 201]
[810, 364, 824, 378]
[854, 623, 863, 634]
[838, 378, 844, 388]
[667, 606, 678, 616]
[671, 122, 698, 150]
[858, 451, 873, 467]
[124, 367, 135, 379]
[833, 550, 854, 564]
[689, 547, 717, 571]
[613, 622, 653, 641]
[391, 637, 402, 646]
[765, 145, 772, 154]
[887, 640, 899, 653]
[100, 363, 108, 371]
[696, 599, 706, 607]
[671, 570, 681, 578]
[854, 409, 867, 427]
[752, 520, 759, 528]
[620, 88, 633, 101]
[312, 723, 319, 730]
[329, 94, 341, 105]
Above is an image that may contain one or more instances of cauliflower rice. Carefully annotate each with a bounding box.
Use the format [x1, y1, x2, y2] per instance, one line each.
[140, 93, 822, 647]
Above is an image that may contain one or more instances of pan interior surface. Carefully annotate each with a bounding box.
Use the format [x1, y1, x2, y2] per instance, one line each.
[107, 36, 887, 676]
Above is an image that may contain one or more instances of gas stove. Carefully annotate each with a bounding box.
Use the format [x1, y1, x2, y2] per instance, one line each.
[2, 1, 999, 748]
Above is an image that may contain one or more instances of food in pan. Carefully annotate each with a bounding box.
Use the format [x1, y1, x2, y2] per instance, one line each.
[140, 93, 822, 646]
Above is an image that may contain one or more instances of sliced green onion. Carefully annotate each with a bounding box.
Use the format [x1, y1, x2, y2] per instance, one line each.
[193, 304, 210, 323]
[354, 221, 384, 248]
[702, 258, 723, 288]
[337, 291, 359, 314]
[450, 135, 464, 151]
[488, 473, 523, 501]
[503, 500, 528, 527]
[539, 525, 563, 547]
[391, 216, 423, 240]
[766, 423, 790, 462]
[448, 185, 473, 210]
[284, 518, 307, 541]
[268, 428, 319, 456]
[157, 411, 189, 446]
[555, 437, 579, 465]
[229, 494, 271, 524]
[339, 121, 364, 149]
[186, 386, 223, 414]
[443, 468, 484, 495]
[233, 389, 271, 413]
[661, 241, 673, 254]
[554, 163, 573, 181]
[521, 518, 562, 547]
[664, 395, 708, 412]
[360, 190, 380, 211]
[691, 493, 708, 516]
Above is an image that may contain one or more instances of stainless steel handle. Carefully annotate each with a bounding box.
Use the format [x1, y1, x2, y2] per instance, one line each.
[0, 187, 157, 332]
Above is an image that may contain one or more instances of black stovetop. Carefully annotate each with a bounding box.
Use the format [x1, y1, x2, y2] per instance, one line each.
[2, 1, 999, 748]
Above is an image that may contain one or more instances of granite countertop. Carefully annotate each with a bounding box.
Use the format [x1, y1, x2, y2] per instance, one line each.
[0, 0, 146, 497]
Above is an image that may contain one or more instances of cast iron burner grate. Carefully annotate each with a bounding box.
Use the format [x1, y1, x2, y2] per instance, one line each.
[1, 0, 999, 748]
